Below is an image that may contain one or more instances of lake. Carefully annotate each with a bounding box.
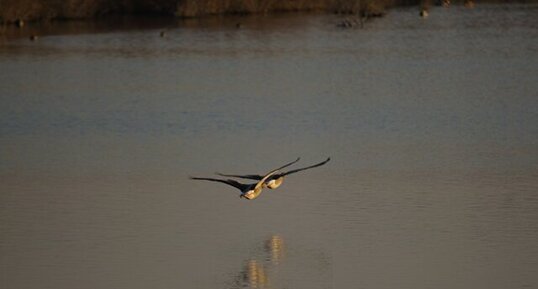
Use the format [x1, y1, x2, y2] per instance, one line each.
[1, 3, 537, 289]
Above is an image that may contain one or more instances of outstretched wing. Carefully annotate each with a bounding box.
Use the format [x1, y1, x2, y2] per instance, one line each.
[214, 173, 263, 181]
[190, 177, 249, 191]
[275, 157, 301, 171]
[215, 157, 300, 180]
[281, 157, 331, 176]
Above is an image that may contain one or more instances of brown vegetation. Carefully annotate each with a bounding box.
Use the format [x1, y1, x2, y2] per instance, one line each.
[1, 0, 535, 24]
[0, 0, 405, 23]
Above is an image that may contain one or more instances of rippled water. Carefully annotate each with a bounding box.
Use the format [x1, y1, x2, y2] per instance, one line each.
[1, 4, 538, 289]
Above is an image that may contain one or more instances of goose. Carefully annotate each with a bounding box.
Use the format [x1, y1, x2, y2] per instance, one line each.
[420, 9, 429, 18]
[190, 158, 300, 200]
[216, 157, 330, 189]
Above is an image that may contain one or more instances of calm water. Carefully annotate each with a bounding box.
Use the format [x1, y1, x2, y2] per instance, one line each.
[1, 4, 538, 289]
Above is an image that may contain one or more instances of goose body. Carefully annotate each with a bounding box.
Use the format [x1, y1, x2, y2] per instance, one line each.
[265, 177, 284, 189]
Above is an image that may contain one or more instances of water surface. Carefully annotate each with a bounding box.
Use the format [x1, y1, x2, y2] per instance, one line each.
[1, 4, 538, 289]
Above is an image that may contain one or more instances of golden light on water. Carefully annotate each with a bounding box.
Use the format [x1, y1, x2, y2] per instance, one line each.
[265, 235, 285, 265]
[245, 260, 268, 289]
[238, 235, 285, 288]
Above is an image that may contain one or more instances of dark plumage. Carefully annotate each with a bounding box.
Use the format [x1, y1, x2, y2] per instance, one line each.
[216, 157, 331, 189]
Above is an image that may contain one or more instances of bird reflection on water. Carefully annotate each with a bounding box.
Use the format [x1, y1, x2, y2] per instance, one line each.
[265, 235, 285, 265]
[231, 235, 285, 289]
[243, 260, 268, 289]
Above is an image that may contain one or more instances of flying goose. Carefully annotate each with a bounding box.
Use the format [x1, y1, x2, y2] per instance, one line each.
[420, 8, 429, 18]
[190, 158, 300, 200]
[216, 157, 331, 189]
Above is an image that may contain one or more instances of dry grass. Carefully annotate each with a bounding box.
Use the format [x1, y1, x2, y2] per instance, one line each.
[174, 0, 330, 17]
[3, 0, 537, 23]
[0, 0, 110, 22]
[0, 0, 407, 23]
[9, 0, 532, 23]
[173, 0, 397, 17]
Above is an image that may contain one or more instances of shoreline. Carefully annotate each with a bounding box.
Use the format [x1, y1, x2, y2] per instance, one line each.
[1, 0, 536, 41]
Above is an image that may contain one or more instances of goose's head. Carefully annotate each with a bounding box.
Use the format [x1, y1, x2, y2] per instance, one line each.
[241, 168, 279, 200]
[240, 187, 263, 200]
